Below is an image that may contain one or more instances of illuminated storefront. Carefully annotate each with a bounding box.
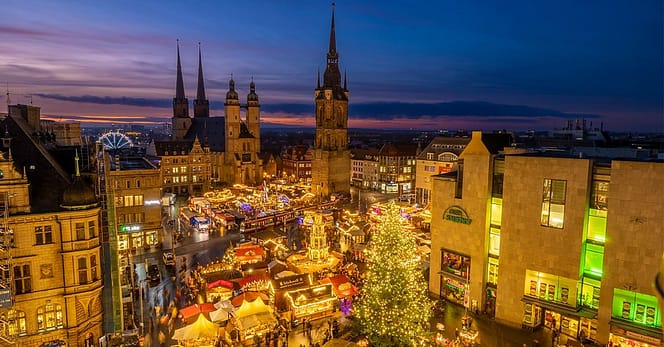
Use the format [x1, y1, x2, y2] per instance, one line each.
[439, 249, 470, 305]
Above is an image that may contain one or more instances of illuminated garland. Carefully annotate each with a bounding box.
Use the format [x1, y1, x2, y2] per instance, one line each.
[355, 201, 432, 346]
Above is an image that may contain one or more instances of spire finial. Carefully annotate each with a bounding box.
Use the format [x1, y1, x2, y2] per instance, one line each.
[175, 39, 186, 100]
[5, 82, 10, 106]
[74, 149, 80, 177]
[196, 41, 206, 101]
[344, 70, 347, 90]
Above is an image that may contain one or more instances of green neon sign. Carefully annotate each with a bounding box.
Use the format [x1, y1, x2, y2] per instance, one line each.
[443, 205, 472, 225]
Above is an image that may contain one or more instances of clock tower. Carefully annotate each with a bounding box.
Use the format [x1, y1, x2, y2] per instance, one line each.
[311, 3, 350, 198]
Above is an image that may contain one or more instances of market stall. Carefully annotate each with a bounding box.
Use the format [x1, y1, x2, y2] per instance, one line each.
[284, 283, 337, 322]
[172, 314, 219, 347]
[232, 297, 278, 342]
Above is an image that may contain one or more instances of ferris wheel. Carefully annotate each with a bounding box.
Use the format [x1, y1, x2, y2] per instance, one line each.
[99, 130, 133, 150]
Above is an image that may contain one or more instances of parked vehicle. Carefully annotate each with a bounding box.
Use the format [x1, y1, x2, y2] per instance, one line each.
[162, 250, 175, 266]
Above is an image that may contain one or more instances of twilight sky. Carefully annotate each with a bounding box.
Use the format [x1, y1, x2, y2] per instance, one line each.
[1, 0, 662, 131]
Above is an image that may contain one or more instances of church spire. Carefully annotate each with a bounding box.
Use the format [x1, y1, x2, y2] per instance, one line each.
[196, 42, 206, 101]
[194, 42, 210, 117]
[328, 3, 337, 55]
[175, 39, 185, 100]
[323, 2, 341, 88]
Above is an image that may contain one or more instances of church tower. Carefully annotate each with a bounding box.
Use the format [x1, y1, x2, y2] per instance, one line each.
[172, 40, 191, 140]
[193, 43, 209, 118]
[311, 3, 350, 198]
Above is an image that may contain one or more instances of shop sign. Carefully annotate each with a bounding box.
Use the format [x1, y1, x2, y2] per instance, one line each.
[443, 205, 472, 225]
[610, 325, 661, 345]
[120, 225, 141, 232]
[275, 274, 310, 290]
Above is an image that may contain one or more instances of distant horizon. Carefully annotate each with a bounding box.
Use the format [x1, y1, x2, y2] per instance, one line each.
[2, 1, 661, 133]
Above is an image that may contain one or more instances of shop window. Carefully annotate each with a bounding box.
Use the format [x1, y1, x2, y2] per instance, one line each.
[37, 303, 63, 331]
[488, 227, 500, 256]
[13, 264, 31, 294]
[88, 221, 96, 239]
[76, 222, 86, 241]
[524, 270, 576, 306]
[490, 198, 502, 226]
[581, 277, 601, 309]
[441, 249, 470, 279]
[78, 257, 88, 284]
[541, 179, 566, 228]
[35, 225, 53, 245]
[1, 309, 26, 336]
[612, 289, 661, 327]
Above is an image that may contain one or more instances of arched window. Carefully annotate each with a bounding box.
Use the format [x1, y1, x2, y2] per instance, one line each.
[1, 309, 26, 336]
[37, 303, 63, 331]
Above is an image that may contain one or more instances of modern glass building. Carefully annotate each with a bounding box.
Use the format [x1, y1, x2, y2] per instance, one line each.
[429, 131, 663, 346]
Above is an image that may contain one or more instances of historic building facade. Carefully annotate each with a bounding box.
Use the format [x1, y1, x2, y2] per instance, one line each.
[414, 137, 469, 207]
[429, 131, 663, 346]
[311, 6, 350, 198]
[0, 105, 103, 347]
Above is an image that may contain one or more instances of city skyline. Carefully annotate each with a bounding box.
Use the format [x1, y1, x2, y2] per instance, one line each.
[1, 0, 662, 132]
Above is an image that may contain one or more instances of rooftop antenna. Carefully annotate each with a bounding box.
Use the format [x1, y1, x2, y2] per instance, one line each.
[5, 82, 10, 106]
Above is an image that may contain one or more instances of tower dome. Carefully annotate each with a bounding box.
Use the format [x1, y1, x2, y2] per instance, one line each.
[226, 78, 238, 100]
[61, 150, 98, 210]
[61, 178, 98, 210]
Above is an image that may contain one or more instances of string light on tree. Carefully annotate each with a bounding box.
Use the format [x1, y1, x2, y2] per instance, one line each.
[355, 201, 432, 346]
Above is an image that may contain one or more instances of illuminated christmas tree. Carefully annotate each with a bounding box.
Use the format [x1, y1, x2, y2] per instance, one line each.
[222, 242, 239, 270]
[355, 201, 432, 346]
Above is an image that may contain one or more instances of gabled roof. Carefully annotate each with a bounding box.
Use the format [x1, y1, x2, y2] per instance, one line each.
[481, 133, 513, 154]
[4, 115, 72, 212]
[379, 143, 419, 157]
[152, 140, 195, 156]
[184, 117, 226, 152]
[417, 137, 470, 159]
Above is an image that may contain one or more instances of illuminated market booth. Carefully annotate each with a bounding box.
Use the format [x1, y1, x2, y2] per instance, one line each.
[230, 297, 278, 342]
[284, 283, 337, 322]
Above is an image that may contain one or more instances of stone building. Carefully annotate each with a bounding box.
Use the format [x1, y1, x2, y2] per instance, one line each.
[429, 131, 663, 346]
[0, 105, 102, 347]
[350, 148, 379, 190]
[282, 145, 312, 183]
[311, 5, 350, 198]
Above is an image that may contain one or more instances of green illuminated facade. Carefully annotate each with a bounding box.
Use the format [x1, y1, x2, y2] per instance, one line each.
[429, 131, 664, 347]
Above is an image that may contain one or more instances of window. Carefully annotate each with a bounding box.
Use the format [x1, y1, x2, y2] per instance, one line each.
[487, 257, 499, 286]
[37, 303, 63, 331]
[76, 222, 85, 241]
[14, 264, 31, 294]
[35, 225, 53, 245]
[2, 309, 26, 336]
[180, 166, 187, 173]
[88, 221, 96, 239]
[454, 160, 464, 199]
[541, 179, 566, 228]
[90, 255, 97, 281]
[492, 159, 504, 198]
[114, 196, 124, 207]
[78, 257, 88, 284]
[488, 227, 501, 256]
[136, 180, 141, 188]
